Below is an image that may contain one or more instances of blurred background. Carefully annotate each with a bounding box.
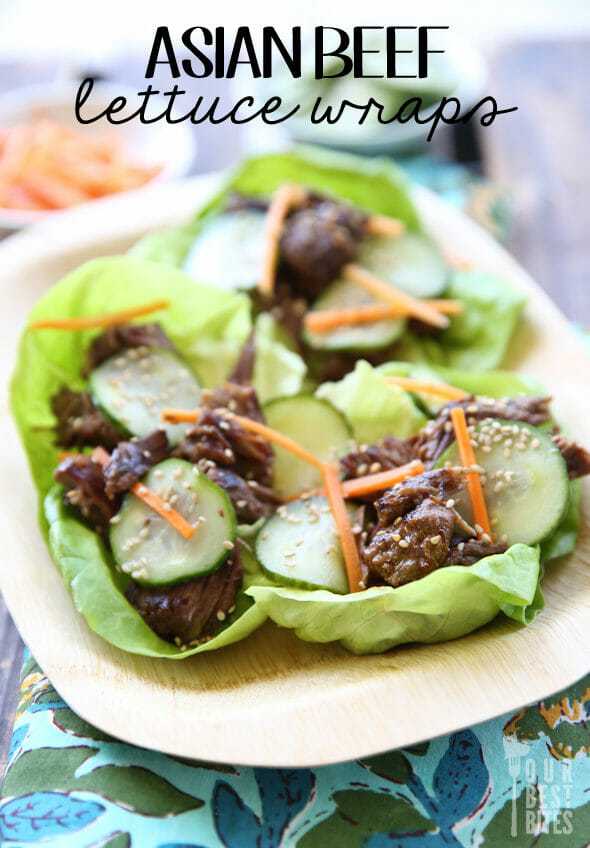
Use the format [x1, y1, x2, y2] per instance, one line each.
[0, 0, 588, 320]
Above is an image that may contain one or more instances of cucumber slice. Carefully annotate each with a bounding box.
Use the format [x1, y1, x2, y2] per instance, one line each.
[88, 346, 201, 446]
[304, 277, 406, 352]
[183, 210, 267, 291]
[256, 496, 356, 594]
[110, 459, 236, 586]
[437, 420, 570, 546]
[263, 395, 352, 499]
[356, 232, 448, 299]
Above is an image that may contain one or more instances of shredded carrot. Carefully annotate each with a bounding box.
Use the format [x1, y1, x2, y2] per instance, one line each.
[160, 408, 322, 469]
[258, 182, 306, 296]
[0, 118, 162, 212]
[365, 214, 405, 238]
[384, 377, 468, 401]
[341, 460, 425, 498]
[90, 447, 194, 539]
[321, 462, 365, 592]
[285, 460, 425, 502]
[161, 408, 199, 424]
[342, 263, 450, 329]
[304, 299, 463, 333]
[29, 298, 170, 330]
[449, 407, 492, 541]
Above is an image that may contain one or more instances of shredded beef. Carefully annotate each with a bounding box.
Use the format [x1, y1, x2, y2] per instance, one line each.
[280, 199, 367, 297]
[126, 547, 243, 644]
[363, 497, 458, 587]
[552, 434, 590, 479]
[54, 454, 117, 535]
[228, 332, 256, 385]
[341, 436, 417, 482]
[373, 468, 468, 525]
[446, 538, 507, 567]
[51, 387, 123, 451]
[84, 322, 176, 374]
[411, 395, 554, 465]
[103, 430, 170, 499]
[203, 465, 280, 523]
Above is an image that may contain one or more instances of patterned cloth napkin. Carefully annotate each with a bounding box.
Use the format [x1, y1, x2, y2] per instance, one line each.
[1, 159, 589, 848]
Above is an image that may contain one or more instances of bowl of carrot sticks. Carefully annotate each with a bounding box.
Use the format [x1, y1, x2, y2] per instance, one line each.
[0, 83, 196, 230]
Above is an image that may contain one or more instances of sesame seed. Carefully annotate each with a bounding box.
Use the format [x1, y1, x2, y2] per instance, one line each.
[392, 533, 401, 542]
[481, 533, 491, 543]
[504, 449, 511, 459]
[216, 610, 226, 621]
[430, 535, 441, 545]
[139, 527, 150, 539]
[500, 534, 508, 543]
[284, 551, 295, 558]
[223, 540, 234, 550]
[446, 499, 455, 508]
[163, 503, 172, 512]
[474, 523, 484, 535]
[261, 531, 269, 540]
[399, 539, 410, 549]
[457, 542, 465, 552]
[444, 422, 453, 433]
[531, 438, 540, 449]
[494, 481, 504, 492]
[295, 539, 303, 547]
[369, 462, 382, 473]
[357, 463, 368, 475]
[224, 449, 233, 459]
[110, 514, 121, 524]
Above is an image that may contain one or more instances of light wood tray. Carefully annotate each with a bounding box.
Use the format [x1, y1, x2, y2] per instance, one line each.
[0, 178, 588, 767]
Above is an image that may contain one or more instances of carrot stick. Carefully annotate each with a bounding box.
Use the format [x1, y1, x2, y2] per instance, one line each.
[304, 299, 463, 333]
[29, 299, 170, 330]
[449, 407, 492, 541]
[365, 214, 405, 238]
[91, 447, 194, 539]
[285, 460, 425, 502]
[342, 263, 450, 329]
[160, 408, 323, 469]
[321, 462, 365, 593]
[258, 182, 306, 296]
[384, 377, 468, 401]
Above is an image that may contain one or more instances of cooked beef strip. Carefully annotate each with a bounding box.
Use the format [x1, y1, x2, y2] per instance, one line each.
[552, 434, 590, 478]
[84, 322, 176, 375]
[341, 436, 417, 480]
[54, 454, 118, 536]
[203, 465, 280, 523]
[51, 386, 123, 451]
[410, 395, 554, 465]
[373, 468, 468, 525]
[227, 332, 256, 385]
[175, 381, 277, 519]
[126, 546, 243, 644]
[363, 497, 458, 587]
[280, 199, 367, 297]
[446, 538, 508, 567]
[103, 430, 170, 499]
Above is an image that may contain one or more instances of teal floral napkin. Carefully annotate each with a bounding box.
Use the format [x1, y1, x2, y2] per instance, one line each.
[1, 652, 589, 846]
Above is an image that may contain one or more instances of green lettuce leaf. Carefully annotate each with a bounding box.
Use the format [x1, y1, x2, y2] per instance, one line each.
[316, 360, 427, 443]
[251, 313, 307, 404]
[131, 146, 421, 267]
[45, 488, 266, 658]
[397, 269, 527, 371]
[247, 544, 540, 655]
[377, 360, 545, 398]
[10, 256, 271, 657]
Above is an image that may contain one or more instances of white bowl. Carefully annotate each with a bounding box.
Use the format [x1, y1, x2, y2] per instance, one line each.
[0, 82, 197, 231]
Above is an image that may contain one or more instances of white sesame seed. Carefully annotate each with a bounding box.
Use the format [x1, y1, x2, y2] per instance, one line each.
[446, 499, 455, 508]
[369, 462, 382, 473]
[430, 535, 441, 545]
[399, 539, 410, 549]
[474, 523, 484, 535]
[457, 542, 465, 552]
[216, 610, 226, 621]
[223, 540, 234, 550]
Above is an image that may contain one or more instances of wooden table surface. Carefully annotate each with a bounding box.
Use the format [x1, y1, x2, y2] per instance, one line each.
[1, 39, 589, 780]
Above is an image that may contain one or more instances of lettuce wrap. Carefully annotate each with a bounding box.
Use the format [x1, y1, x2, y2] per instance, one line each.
[131, 147, 526, 372]
[11, 258, 579, 658]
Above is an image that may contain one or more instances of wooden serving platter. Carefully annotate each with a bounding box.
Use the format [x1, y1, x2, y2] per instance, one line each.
[0, 178, 588, 767]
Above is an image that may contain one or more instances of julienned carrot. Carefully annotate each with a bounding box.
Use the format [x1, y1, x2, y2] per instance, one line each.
[341, 461, 425, 498]
[285, 460, 425, 502]
[29, 298, 170, 330]
[342, 263, 450, 329]
[322, 462, 365, 592]
[90, 447, 195, 539]
[384, 377, 468, 401]
[449, 407, 492, 541]
[304, 299, 463, 333]
[160, 408, 323, 469]
[365, 214, 405, 238]
[258, 182, 306, 296]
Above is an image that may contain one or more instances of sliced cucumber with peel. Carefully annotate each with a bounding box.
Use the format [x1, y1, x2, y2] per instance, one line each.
[263, 395, 352, 499]
[256, 496, 356, 594]
[183, 209, 267, 291]
[437, 420, 569, 546]
[88, 346, 201, 446]
[356, 232, 448, 299]
[304, 276, 406, 352]
[110, 459, 236, 586]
